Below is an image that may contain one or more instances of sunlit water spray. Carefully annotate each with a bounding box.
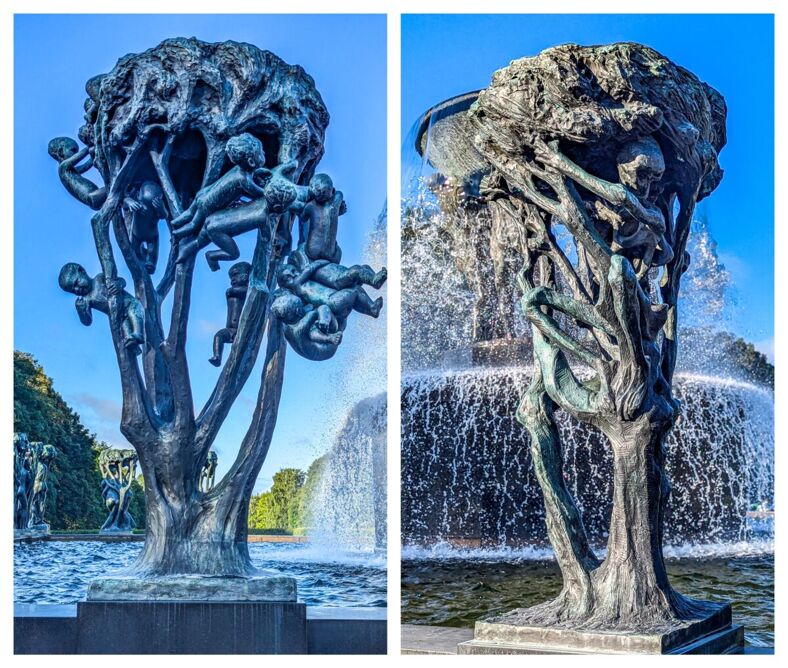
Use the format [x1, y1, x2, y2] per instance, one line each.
[306, 209, 388, 556]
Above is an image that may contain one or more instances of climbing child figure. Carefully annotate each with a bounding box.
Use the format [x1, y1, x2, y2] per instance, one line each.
[58, 262, 145, 354]
[209, 261, 251, 367]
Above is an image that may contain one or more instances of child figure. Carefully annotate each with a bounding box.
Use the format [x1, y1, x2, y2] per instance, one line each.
[270, 289, 343, 361]
[48, 136, 107, 211]
[124, 181, 168, 273]
[298, 173, 345, 263]
[58, 262, 145, 354]
[171, 133, 268, 239]
[209, 261, 251, 367]
[294, 173, 387, 290]
[176, 172, 300, 271]
[199, 451, 219, 492]
[277, 260, 383, 328]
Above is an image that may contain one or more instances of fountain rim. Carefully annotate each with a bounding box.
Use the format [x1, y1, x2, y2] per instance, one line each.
[414, 89, 481, 158]
[401, 366, 774, 398]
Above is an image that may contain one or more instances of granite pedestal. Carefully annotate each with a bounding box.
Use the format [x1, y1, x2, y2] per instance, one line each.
[77, 600, 306, 654]
[457, 601, 744, 654]
[77, 573, 305, 653]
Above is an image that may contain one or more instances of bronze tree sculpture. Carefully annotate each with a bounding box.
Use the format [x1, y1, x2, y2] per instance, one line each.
[467, 43, 727, 633]
[50, 38, 385, 587]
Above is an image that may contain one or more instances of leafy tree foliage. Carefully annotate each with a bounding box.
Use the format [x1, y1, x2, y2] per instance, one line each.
[248, 459, 326, 533]
[14, 351, 147, 530]
[14, 351, 104, 529]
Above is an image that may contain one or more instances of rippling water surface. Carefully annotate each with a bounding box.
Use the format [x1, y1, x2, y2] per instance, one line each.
[401, 545, 773, 648]
[14, 541, 386, 608]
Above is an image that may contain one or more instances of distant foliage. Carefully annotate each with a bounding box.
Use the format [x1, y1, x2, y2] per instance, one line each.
[248, 459, 325, 533]
[13, 351, 147, 529]
[725, 335, 774, 388]
[14, 351, 104, 529]
[677, 328, 774, 388]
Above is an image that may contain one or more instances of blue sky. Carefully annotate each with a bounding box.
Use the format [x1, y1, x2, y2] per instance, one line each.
[14, 14, 387, 492]
[402, 14, 774, 355]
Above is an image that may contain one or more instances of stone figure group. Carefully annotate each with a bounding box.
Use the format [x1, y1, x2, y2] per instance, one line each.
[98, 448, 138, 534]
[199, 451, 218, 493]
[13, 433, 57, 536]
[271, 173, 386, 361]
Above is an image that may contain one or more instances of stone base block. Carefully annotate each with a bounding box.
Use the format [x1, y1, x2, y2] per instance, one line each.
[458, 602, 744, 655]
[401, 624, 474, 654]
[86, 572, 296, 602]
[14, 527, 49, 542]
[76, 600, 307, 653]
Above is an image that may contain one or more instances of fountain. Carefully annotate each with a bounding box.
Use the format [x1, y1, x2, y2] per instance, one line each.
[401, 43, 772, 654]
[309, 393, 387, 552]
[308, 209, 388, 554]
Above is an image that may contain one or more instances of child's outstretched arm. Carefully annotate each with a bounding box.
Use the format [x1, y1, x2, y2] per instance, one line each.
[75, 298, 93, 326]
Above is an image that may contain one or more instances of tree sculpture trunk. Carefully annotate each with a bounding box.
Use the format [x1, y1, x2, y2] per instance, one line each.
[467, 43, 728, 632]
[49, 38, 386, 585]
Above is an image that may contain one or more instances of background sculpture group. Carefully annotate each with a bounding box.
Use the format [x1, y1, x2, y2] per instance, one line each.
[98, 448, 137, 534]
[14, 433, 57, 537]
[48, 38, 385, 581]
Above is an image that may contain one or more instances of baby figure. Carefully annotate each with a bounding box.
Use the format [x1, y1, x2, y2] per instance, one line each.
[270, 289, 343, 362]
[298, 173, 345, 263]
[294, 174, 387, 291]
[171, 133, 268, 239]
[124, 181, 168, 273]
[277, 260, 383, 329]
[209, 261, 251, 367]
[48, 136, 107, 211]
[58, 262, 145, 354]
[177, 171, 300, 271]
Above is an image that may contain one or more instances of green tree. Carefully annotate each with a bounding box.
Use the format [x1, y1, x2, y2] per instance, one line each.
[13, 351, 104, 529]
[248, 467, 306, 532]
[128, 475, 147, 530]
[271, 468, 305, 528]
[248, 491, 280, 530]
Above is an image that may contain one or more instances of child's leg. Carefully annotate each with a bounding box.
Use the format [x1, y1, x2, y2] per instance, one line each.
[125, 301, 145, 342]
[144, 239, 159, 274]
[204, 207, 261, 271]
[316, 304, 333, 332]
[176, 234, 205, 265]
[346, 264, 378, 287]
[327, 290, 357, 320]
[351, 287, 383, 317]
[209, 328, 234, 366]
[308, 325, 342, 346]
[205, 235, 240, 272]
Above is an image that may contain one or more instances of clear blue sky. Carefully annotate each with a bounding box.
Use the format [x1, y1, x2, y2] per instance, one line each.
[14, 14, 387, 492]
[402, 14, 774, 356]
